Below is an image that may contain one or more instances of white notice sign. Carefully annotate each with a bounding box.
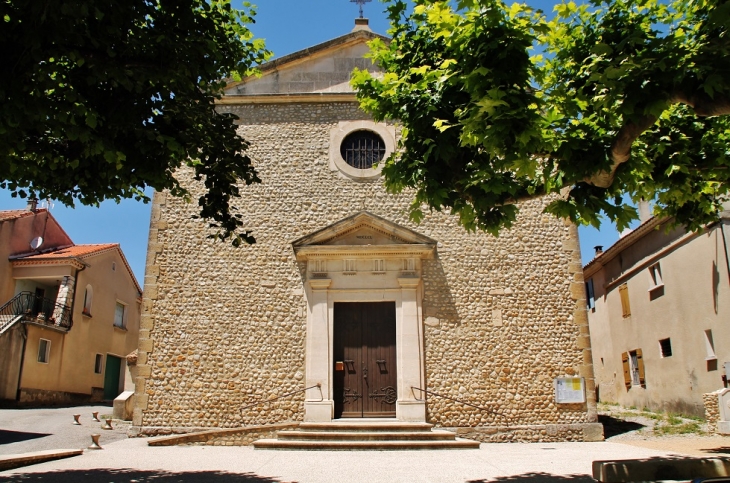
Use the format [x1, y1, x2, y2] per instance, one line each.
[554, 377, 586, 404]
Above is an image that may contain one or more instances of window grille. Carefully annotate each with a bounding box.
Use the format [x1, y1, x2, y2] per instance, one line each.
[340, 130, 386, 169]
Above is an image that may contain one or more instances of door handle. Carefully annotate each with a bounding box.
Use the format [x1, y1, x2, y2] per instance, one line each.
[362, 363, 368, 380]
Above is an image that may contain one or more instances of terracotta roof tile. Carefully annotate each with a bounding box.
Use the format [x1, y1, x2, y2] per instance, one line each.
[0, 209, 46, 222]
[17, 243, 118, 260]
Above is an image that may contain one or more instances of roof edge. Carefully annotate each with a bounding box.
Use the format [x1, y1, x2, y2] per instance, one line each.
[227, 29, 389, 91]
[583, 217, 666, 277]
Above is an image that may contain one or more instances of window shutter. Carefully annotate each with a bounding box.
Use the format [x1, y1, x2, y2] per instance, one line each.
[622, 352, 631, 390]
[619, 283, 631, 317]
[636, 348, 646, 387]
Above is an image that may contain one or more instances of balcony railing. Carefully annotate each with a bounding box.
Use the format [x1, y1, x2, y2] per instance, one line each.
[0, 291, 73, 331]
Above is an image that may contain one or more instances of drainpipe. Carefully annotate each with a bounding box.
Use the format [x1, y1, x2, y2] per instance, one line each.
[15, 324, 28, 402]
[67, 257, 89, 328]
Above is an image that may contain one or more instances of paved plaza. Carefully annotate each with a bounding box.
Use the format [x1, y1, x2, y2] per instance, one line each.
[0, 406, 728, 482]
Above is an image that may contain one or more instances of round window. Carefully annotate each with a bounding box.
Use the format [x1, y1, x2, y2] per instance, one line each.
[339, 130, 386, 170]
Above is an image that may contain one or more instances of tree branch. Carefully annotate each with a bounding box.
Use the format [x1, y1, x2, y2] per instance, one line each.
[588, 114, 657, 188]
[586, 90, 730, 189]
[670, 90, 730, 117]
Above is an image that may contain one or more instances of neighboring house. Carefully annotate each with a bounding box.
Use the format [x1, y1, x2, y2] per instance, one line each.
[132, 19, 602, 443]
[0, 202, 142, 405]
[584, 206, 730, 417]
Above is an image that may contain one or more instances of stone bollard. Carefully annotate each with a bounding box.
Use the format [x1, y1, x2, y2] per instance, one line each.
[101, 418, 113, 430]
[92, 412, 100, 422]
[72, 414, 81, 425]
[88, 434, 102, 450]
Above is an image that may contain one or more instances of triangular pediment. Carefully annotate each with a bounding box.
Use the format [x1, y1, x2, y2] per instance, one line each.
[292, 212, 436, 260]
[224, 30, 388, 97]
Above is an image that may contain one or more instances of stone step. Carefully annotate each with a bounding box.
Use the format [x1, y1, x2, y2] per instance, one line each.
[277, 430, 456, 441]
[297, 421, 434, 432]
[253, 439, 481, 451]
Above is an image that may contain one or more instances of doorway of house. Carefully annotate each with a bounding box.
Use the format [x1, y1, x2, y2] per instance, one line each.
[103, 355, 122, 401]
[333, 301, 397, 418]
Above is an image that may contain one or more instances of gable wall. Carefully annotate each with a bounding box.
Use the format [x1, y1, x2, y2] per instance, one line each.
[135, 101, 598, 441]
[227, 43, 379, 95]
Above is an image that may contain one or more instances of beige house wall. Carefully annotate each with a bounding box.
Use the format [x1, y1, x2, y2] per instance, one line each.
[1, 209, 141, 404]
[586, 219, 730, 416]
[17, 248, 141, 400]
[135, 100, 600, 441]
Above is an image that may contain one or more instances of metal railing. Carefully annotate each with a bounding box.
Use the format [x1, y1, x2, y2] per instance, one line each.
[240, 384, 322, 413]
[412, 386, 511, 422]
[0, 291, 73, 330]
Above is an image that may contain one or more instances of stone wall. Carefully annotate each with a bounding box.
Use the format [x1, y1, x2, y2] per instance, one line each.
[704, 392, 720, 434]
[134, 101, 599, 441]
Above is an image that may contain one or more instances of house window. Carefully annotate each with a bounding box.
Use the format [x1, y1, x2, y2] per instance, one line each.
[373, 259, 385, 272]
[94, 354, 103, 374]
[619, 283, 631, 317]
[622, 349, 645, 389]
[114, 302, 126, 328]
[112, 262, 116, 271]
[83, 285, 93, 316]
[648, 263, 663, 291]
[705, 329, 718, 371]
[659, 338, 672, 358]
[585, 278, 595, 310]
[704, 329, 716, 359]
[38, 339, 51, 363]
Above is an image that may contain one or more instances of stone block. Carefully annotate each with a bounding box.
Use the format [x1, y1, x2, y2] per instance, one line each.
[143, 286, 158, 300]
[138, 339, 154, 353]
[136, 365, 152, 377]
[593, 457, 730, 483]
[583, 422, 604, 442]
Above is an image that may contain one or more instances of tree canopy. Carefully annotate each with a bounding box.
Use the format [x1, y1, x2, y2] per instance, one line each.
[0, 0, 269, 245]
[352, 0, 730, 234]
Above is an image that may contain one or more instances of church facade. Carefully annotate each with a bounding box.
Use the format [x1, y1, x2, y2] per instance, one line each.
[132, 22, 602, 442]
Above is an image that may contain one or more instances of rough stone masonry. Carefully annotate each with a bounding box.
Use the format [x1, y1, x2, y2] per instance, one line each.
[133, 100, 602, 443]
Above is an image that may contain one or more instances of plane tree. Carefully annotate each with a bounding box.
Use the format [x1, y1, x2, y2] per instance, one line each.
[0, 0, 269, 245]
[352, 0, 730, 234]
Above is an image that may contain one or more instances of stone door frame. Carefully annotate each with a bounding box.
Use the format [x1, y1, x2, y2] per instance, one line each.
[303, 278, 426, 422]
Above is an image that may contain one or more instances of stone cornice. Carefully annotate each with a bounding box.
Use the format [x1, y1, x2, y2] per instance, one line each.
[294, 244, 435, 261]
[12, 258, 85, 270]
[217, 93, 357, 106]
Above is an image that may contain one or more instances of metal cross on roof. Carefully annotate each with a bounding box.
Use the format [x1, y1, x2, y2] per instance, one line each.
[350, 0, 372, 19]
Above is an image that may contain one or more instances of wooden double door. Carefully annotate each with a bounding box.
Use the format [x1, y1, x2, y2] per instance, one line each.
[333, 302, 397, 418]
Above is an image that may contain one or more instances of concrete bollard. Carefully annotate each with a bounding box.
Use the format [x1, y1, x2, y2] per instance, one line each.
[72, 414, 81, 425]
[92, 412, 100, 422]
[101, 419, 113, 430]
[88, 434, 102, 450]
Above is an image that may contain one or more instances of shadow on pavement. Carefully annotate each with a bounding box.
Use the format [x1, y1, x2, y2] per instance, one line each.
[701, 447, 730, 455]
[598, 414, 645, 438]
[468, 473, 595, 483]
[0, 469, 296, 482]
[0, 430, 51, 445]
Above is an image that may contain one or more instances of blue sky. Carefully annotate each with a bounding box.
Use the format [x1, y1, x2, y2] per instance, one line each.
[0, 0, 627, 284]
